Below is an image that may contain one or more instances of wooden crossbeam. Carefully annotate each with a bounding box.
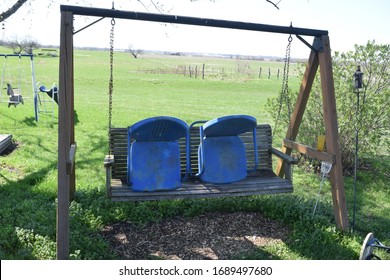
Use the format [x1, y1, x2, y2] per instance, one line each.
[283, 139, 336, 164]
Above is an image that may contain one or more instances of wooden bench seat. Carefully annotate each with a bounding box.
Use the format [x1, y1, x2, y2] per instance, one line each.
[104, 124, 297, 202]
[0, 134, 12, 154]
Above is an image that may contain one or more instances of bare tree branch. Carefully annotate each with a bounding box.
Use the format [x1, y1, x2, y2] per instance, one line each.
[1, 0, 283, 24]
[0, 0, 29, 22]
[266, 0, 281, 10]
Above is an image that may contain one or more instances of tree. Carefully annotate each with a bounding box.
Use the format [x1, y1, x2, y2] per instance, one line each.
[128, 44, 143, 59]
[1, 0, 281, 23]
[0, 0, 28, 22]
[6, 37, 39, 54]
[266, 41, 390, 173]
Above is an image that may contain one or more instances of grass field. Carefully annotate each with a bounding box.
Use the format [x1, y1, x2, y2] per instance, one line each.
[0, 47, 389, 260]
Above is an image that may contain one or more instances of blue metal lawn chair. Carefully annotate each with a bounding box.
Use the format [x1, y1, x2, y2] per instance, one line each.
[197, 115, 258, 183]
[127, 116, 189, 192]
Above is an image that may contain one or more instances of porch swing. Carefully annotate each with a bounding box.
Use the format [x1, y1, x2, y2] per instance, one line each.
[0, 54, 27, 107]
[103, 19, 298, 202]
[57, 5, 350, 259]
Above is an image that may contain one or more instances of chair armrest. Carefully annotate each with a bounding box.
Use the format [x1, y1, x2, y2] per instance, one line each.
[271, 148, 298, 164]
[104, 155, 114, 167]
[104, 155, 114, 197]
[271, 148, 298, 181]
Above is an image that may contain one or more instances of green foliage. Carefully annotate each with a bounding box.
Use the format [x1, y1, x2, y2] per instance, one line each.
[267, 41, 390, 172]
[333, 41, 390, 170]
[14, 227, 56, 259]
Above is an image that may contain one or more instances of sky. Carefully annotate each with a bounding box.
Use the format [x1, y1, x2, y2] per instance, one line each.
[1, 0, 389, 58]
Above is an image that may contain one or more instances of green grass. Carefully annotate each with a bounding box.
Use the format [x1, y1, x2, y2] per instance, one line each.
[0, 47, 389, 260]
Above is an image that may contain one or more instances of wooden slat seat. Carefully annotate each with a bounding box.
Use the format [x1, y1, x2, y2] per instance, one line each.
[104, 124, 298, 202]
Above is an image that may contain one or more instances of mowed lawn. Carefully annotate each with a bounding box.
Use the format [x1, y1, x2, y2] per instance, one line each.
[0, 47, 388, 260]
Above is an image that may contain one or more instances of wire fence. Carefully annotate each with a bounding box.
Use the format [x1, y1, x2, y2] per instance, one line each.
[136, 62, 300, 80]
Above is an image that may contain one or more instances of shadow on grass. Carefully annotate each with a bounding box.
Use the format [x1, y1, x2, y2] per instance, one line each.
[0, 163, 58, 259]
[21, 117, 37, 127]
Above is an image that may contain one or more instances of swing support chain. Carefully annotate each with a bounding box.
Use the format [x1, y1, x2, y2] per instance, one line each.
[108, 18, 115, 155]
[273, 33, 293, 138]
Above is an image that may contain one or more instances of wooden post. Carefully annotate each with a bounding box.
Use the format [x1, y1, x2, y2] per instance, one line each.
[268, 68, 271, 79]
[318, 35, 349, 231]
[57, 10, 75, 260]
[258, 67, 262, 78]
[202, 63, 205, 79]
[275, 48, 319, 177]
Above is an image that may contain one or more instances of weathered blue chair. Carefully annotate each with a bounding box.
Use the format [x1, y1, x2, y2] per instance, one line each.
[127, 116, 189, 192]
[198, 115, 257, 183]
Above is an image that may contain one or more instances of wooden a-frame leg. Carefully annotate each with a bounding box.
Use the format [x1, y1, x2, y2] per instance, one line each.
[57, 10, 75, 260]
[276, 36, 349, 231]
[275, 47, 319, 176]
[318, 35, 349, 231]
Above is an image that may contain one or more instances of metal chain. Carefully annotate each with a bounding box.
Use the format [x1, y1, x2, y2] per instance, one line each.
[273, 34, 293, 138]
[108, 18, 115, 155]
[284, 35, 293, 118]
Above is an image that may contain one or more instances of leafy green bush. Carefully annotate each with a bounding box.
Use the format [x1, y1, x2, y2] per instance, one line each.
[15, 227, 56, 259]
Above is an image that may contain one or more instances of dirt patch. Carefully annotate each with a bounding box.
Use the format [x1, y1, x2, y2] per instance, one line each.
[102, 212, 289, 260]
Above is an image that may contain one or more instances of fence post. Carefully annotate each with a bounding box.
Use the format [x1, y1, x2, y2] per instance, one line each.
[268, 68, 271, 79]
[202, 63, 205, 79]
[258, 67, 262, 78]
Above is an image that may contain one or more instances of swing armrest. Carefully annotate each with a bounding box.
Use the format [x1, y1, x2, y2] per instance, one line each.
[271, 148, 298, 164]
[104, 155, 114, 196]
[271, 148, 298, 181]
[104, 154, 115, 167]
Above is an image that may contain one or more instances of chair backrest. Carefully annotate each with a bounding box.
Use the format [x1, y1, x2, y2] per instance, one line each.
[202, 115, 257, 137]
[127, 116, 189, 191]
[197, 115, 257, 183]
[130, 116, 188, 142]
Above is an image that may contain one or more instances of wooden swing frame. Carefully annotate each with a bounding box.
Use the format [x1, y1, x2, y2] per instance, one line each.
[57, 5, 349, 259]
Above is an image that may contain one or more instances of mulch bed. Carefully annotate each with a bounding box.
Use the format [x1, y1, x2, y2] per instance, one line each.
[102, 212, 289, 260]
